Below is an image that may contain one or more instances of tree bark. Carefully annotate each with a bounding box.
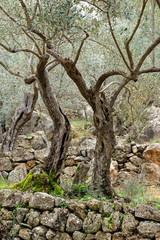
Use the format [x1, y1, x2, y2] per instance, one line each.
[1, 87, 38, 152]
[36, 55, 71, 177]
[92, 93, 116, 197]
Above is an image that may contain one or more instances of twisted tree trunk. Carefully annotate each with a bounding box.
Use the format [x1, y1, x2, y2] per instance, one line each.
[36, 55, 71, 177]
[92, 93, 116, 197]
[1, 87, 38, 152]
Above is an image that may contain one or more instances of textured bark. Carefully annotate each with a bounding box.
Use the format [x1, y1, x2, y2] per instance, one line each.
[92, 93, 116, 197]
[36, 55, 71, 177]
[73, 162, 90, 184]
[1, 88, 38, 152]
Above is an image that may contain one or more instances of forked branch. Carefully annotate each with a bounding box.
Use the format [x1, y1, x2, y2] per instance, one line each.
[0, 43, 41, 58]
[107, 11, 132, 72]
[125, 0, 148, 69]
[73, 31, 89, 66]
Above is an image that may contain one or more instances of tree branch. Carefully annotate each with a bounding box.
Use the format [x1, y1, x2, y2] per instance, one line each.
[19, 0, 31, 27]
[24, 75, 37, 84]
[0, 61, 23, 78]
[135, 35, 160, 72]
[125, 0, 148, 69]
[0, 43, 41, 58]
[109, 78, 131, 107]
[138, 67, 160, 74]
[93, 70, 128, 93]
[107, 11, 132, 72]
[73, 31, 89, 66]
[156, 0, 160, 8]
[46, 61, 59, 72]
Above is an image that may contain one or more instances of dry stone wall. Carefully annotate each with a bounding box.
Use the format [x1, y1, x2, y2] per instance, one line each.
[0, 191, 160, 239]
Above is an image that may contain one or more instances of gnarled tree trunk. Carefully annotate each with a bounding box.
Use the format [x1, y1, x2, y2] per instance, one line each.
[36, 55, 71, 177]
[1, 87, 38, 152]
[92, 93, 116, 197]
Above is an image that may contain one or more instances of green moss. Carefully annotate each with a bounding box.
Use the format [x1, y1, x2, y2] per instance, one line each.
[13, 169, 63, 197]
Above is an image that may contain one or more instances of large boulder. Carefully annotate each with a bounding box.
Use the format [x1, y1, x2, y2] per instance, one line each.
[143, 143, 160, 166]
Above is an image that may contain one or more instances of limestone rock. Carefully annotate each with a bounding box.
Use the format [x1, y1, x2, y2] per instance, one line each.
[102, 211, 120, 233]
[18, 228, 32, 240]
[32, 226, 47, 240]
[85, 234, 95, 240]
[12, 149, 34, 162]
[0, 157, 12, 171]
[87, 199, 101, 211]
[2, 192, 22, 209]
[124, 162, 138, 172]
[83, 212, 102, 233]
[16, 208, 29, 223]
[66, 213, 83, 233]
[122, 212, 139, 235]
[129, 156, 143, 167]
[140, 163, 160, 184]
[67, 201, 87, 219]
[112, 232, 126, 240]
[100, 202, 114, 215]
[72, 231, 86, 240]
[26, 209, 40, 227]
[53, 232, 72, 240]
[95, 231, 112, 240]
[9, 224, 21, 238]
[31, 132, 47, 150]
[64, 166, 77, 176]
[46, 229, 56, 240]
[40, 208, 68, 231]
[29, 192, 55, 211]
[0, 208, 13, 220]
[137, 221, 160, 238]
[143, 143, 160, 166]
[8, 163, 27, 184]
[135, 205, 160, 222]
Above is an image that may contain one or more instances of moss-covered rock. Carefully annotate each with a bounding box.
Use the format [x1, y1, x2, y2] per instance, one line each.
[13, 167, 63, 197]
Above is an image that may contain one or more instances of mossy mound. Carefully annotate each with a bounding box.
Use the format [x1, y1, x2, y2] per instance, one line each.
[13, 167, 63, 197]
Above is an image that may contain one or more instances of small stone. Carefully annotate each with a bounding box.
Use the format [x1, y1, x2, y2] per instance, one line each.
[113, 201, 122, 212]
[95, 231, 112, 240]
[0, 157, 13, 171]
[2, 192, 22, 209]
[87, 199, 101, 211]
[123, 144, 132, 153]
[16, 208, 29, 223]
[40, 208, 68, 232]
[102, 211, 120, 233]
[125, 162, 138, 172]
[22, 192, 33, 205]
[129, 156, 143, 167]
[85, 234, 95, 240]
[155, 232, 160, 240]
[46, 229, 56, 240]
[53, 232, 72, 240]
[132, 145, 138, 154]
[122, 212, 139, 235]
[32, 226, 47, 239]
[18, 228, 32, 240]
[99, 202, 113, 215]
[83, 212, 102, 233]
[112, 232, 127, 240]
[9, 224, 21, 237]
[72, 231, 86, 240]
[123, 205, 135, 214]
[0, 208, 13, 220]
[66, 213, 83, 233]
[8, 163, 27, 184]
[26, 209, 40, 227]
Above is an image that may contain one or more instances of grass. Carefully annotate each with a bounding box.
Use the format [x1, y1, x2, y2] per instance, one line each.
[70, 119, 93, 138]
[0, 179, 14, 189]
